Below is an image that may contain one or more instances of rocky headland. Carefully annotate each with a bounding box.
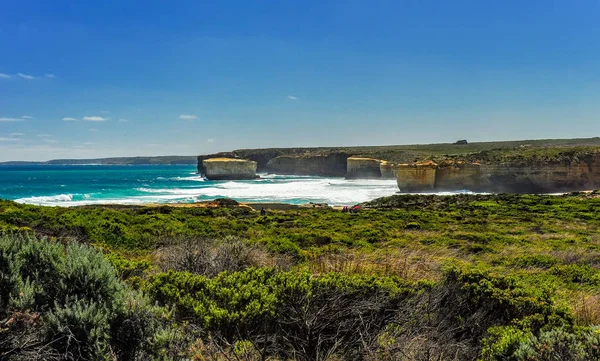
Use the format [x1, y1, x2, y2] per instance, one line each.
[197, 138, 600, 193]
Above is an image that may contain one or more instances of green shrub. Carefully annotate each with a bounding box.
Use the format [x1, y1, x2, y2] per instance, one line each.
[43, 299, 113, 360]
[0, 233, 179, 361]
[550, 264, 600, 285]
[261, 237, 304, 261]
[482, 325, 600, 361]
[440, 265, 570, 341]
[513, 254, 560, 269]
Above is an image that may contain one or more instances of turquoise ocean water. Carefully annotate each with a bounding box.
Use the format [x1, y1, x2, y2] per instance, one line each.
[0, 164, 402, 206]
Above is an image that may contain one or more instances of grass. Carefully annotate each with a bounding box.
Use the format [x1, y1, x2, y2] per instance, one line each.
[3, 192, 600, 359]
[224, 137, 600, 165]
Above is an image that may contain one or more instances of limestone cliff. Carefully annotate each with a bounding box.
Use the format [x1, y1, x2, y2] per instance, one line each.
[346, 157, 382, 179]
[202, 158, 257, 180]
[266, 153, 348, 177]
[434, 162, 483, 190]
[480, 159, 600, 193]
[397, 153, 600, 193]
[196, 143, 600, 191]
[380, 161, 397, 179]
[396, 161, 437, 192]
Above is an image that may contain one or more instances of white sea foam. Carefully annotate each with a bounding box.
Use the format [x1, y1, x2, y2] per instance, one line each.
[14, 175, 483, 207]
[169, 175, 206, 182]
[188, 178, 401, 204]
[15, 194, 73, 205]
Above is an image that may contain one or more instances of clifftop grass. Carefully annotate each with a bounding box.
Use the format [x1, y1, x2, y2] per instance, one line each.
[205, 137, 600, 165]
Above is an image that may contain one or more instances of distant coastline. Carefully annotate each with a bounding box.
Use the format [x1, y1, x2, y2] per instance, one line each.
[0, 155, 197, 166]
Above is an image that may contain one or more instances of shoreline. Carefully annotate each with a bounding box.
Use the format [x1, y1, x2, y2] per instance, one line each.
[58, 190, 600, 211]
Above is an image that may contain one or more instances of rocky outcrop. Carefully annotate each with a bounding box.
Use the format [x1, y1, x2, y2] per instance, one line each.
[380, 161, 397, 179]
[202, 158, 257, 180]
[480, 160, 600, 193]
[346, 157, 382, 179]
[396, 161, 437, 192]
[197, 152, 238, 174]
[435, 162, 483, 190]
[266, 153, 348, 177]
[397, 154, 600, 193]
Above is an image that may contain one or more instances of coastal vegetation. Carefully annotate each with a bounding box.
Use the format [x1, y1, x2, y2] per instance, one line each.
[2, 192, 600, 359]
[201, 137, 600, 167]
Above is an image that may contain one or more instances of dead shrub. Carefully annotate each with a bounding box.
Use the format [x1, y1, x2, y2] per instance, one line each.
[573, 292, 600, 326]
[153, 236, 292, 277]
[309, 248, 444, 281]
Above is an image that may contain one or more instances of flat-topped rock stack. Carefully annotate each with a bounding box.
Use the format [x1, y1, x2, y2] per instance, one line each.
[345, 157, 383, 179]
[202, 158, 257, 180]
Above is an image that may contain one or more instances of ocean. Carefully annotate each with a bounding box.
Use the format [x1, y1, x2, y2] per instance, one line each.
[0, 164, 403, 206]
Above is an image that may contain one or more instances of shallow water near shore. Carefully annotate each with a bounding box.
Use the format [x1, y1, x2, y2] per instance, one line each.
[0, 164, 479, 206]
[0, 164, 398, 206]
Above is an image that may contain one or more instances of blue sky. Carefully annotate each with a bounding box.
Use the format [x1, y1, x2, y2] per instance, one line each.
[1, 0, 599, 161]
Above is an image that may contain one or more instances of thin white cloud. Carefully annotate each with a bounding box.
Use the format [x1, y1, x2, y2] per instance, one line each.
[21, 115, 33, 119]
[0, 137, 20, 142]
[89, 128, 98, 132]
[17, 73, 34, 80]
[45, 73, 56, 79]
[207, 138, 215, 143]
[62, 117, 77, 121]
[37, 134, 52, 138]
[11, 133, 24, 137]
[118, 118, 129, 122]
[0, 73, 11, 79]
[179, 114, 198, 120]
[287, 95, 298, 100]
[84, 141, 94, 145]
[0, 117, 24, 122]
[44, 139, 58, 143]
[82, 116, 106, 121]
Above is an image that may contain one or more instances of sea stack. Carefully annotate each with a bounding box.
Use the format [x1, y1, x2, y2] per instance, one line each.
[202, 158, 257, 180]
[346, 157, 382, 179]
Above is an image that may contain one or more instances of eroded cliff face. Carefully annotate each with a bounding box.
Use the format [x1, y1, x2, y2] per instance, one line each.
[480, 160, 600, 193]
[346, 157, 382, 179]
[435, 162, 483, 191]
[266, 153, 348, 177]
[380, 161, 398, 179]
[397, 154, 600, 193]
[202, 158, 257, 180]
[396, 162, 437, 192]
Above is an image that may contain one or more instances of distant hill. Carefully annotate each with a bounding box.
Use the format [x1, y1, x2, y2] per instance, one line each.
[0, 156, 198, 165]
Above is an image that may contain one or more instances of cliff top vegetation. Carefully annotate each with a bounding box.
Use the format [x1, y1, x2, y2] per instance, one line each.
[201, 137, 600, 165]
[2, 192, 600, 359]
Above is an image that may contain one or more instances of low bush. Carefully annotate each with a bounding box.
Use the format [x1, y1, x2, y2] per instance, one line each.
[482, 325, 600, 361]
[153, 235, 292, 276]
[0, 233, 182, 361]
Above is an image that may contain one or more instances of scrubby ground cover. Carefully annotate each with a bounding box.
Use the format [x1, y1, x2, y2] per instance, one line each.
[227, 138, 600, 165]
[2, 192, 600, 360]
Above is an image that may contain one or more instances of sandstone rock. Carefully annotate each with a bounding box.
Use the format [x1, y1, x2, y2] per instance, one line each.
[346, 157, 382, 179]
[480, 158, 600, 193]
[397, 153, 600, 193]
[397, 161, 437, 192]
[380, 161, 397, 179]
[435, 162, 483, 190]
[266, 153, 348, 177]
[202, 158, 257, 180]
